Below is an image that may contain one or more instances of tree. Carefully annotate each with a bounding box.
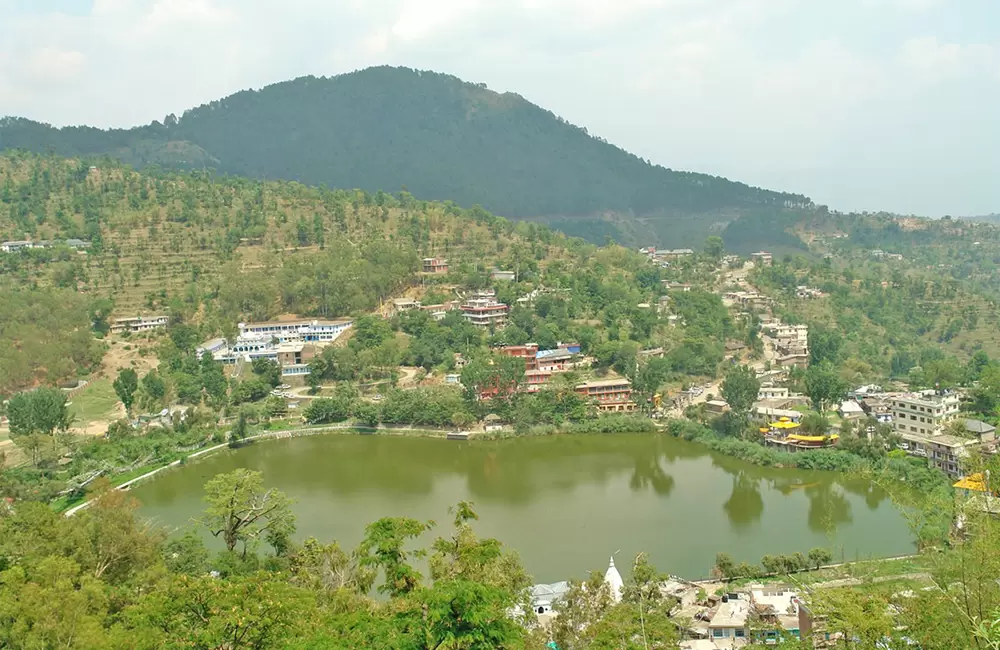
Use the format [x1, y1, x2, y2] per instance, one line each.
[720, 364, 760, 421]
[808, 547, 833, 570]
[704, 235, 725, 259]
[6, 388, 72, 465]
[229, 410, 249, 447]
[198, 469, 296, 557]
[112, 368, 139, 416]
[141, 370, 166, 408]
[251, 358, 281, 387]
[359, 517, 433, 597]
[713, 552, 736, 579]
[303, 396, 352, 424]
[804, 362, 847, 414]
[808, 326, 843, 366]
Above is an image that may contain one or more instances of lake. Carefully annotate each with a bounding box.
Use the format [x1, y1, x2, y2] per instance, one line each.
[132, 432, 914, 582]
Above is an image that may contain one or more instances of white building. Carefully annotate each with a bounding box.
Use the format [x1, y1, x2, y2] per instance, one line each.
[604, 557, 624, 603]
[238, 319, 352, 344]
[891, 391, 969, 476]
[110, 315, 169, 334]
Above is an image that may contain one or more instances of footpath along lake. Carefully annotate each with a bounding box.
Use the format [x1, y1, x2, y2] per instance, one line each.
[132, 433, 914, 581]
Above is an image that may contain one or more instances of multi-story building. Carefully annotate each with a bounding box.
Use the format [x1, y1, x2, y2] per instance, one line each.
[891, 391, 970, 476]
[491, 269, 516, 281]
[110, 315, 169, 334]
[499, 344, 539, 371]
[524, 369, 552, 392]
[575, 379, 635, 412]
[751, 251, 773, 266]
[460, 298, 509, 329]
[422, 258, 449, 274]
[237, 319, 352, 343]
[536, 348, 575, 373]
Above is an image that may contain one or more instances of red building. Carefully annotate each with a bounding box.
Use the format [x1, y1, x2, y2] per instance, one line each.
[499, 344, 539, 370]
[575, 379, 635, 412]
[422, 258, 449, 274]
[525, 369, 552, 392]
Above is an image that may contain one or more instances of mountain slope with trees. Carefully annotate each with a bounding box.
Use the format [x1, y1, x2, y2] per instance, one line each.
[0, 66, 812, 248]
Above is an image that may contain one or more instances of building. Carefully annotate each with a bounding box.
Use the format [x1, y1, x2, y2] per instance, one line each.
[838, 400, 866, 420]
[64, 238, 91, 249]
[795, 286, 825, 299]
[110, 315, 168, 334]
[705, 400, 729, 414]
[529, 581, 570, 616]
[524, 369, 552, 392]
[575, 379, 635, 412]
[708, 594, 750, 643]
[460, 297, 509, 329]
[758, 385, 789, 400]
[749, 584, 802, 643]
[422, 258, 448, 274]
[638, 347, 665, 359]
[238, 319, 352, 344]
[536, 348, 575, 372]
[491, 269, 516, 281]
[0, 240, 35, 253]
[483, 413, 505, 432]
[391, 298, 421, 315]
[891, 391, 960, 438]
[891, 391, 971, 476]
[663, 281, 692, 292]
[498, 344, 540, 371]
[196, 338, 228, 356]
[751, 251, 773, 266]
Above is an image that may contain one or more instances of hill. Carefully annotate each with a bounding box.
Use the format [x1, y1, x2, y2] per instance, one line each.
[0, 66, 812, 249]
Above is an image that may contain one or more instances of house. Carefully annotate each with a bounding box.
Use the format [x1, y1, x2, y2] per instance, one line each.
[422, 258, 448, 273]
[707, 593, 750, 643]
[663, 281, 692, 292]
[575, 379, 635, 412]
[498, 344, 540, 370]
[536, 348, 575, 372]
[490, 269, 516, 281]
[892, 391, 969, 476]
[655, 248, 695, 261]
[391, 298, 422, 315]
[776, 353, 809, 369]
[749, 584, 802, 642]
[524, 369, 552, 391]
[460, 298, 509, 329]
[638, 347, 665, 359]
[64, 238, 91, 249]
[705, 400, 729, 414]
[445, 373, 461, 384]
[196, 338, 228, 356]
[110, 315, 169, 334]
[529, 581, 570, 616]
[838, 400, 866, 420]
[0, 240, 34, 253]
[483, 414, 505, 432]
[751, 251, 773, 266]
[758, 385, 789, 400]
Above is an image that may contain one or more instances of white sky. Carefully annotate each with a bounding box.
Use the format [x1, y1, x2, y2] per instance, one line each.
[1, 0, 998, 216]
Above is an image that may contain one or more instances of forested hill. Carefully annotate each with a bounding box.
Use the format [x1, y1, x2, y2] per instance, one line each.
[0, 66, 812, 248]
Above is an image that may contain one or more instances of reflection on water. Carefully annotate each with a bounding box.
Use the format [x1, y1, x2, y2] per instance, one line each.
[133, 432, 912, 581]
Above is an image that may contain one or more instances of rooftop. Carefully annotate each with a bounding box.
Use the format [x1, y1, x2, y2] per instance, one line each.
[576, 378, 631, 389]
[709, 598, 749, 628]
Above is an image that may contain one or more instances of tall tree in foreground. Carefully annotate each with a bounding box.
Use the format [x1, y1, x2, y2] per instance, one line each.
[198, 469, 295, 557]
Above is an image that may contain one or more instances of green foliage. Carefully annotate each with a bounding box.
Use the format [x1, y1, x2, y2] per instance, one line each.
[720, 364, 760, 420]
[804, 362, 847, 413]
[359, 517, 433, 598]
[112, 368, 139, 414]
[250, 358, 281, 387]
[0, 68, 809, 247]
[0, 287, 104, 394]
[198, 469, 296, 556]
[303, 396, 352, 425]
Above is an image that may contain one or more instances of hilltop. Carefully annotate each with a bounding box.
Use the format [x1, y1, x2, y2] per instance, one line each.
[0, 66, 812, 249]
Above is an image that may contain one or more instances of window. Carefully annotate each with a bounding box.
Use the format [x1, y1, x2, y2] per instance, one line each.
[712, 629, 724, 639]
[735, 629, 746, 638]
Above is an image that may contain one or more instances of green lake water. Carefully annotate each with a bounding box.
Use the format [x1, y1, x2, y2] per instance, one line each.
[132, 433, 914, 582]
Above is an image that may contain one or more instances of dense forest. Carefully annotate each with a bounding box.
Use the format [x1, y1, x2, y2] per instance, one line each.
[0, 66, 813, 248]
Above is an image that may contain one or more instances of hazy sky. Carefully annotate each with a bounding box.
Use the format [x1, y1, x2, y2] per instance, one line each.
[1, 0, 998, 216]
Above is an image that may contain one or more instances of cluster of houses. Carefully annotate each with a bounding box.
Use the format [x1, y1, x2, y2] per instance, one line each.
[764, 322, 810, 369]
[1, 238, 90, 253]
[750, 251, 772, 267]
[196, 319, 353, 377]
[389, 290, 511, 329]
[870, 250, 904, 261]
[640, 247, 695, 267]
[530, 562, 824, 649]
[486, 342, 637, 412]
